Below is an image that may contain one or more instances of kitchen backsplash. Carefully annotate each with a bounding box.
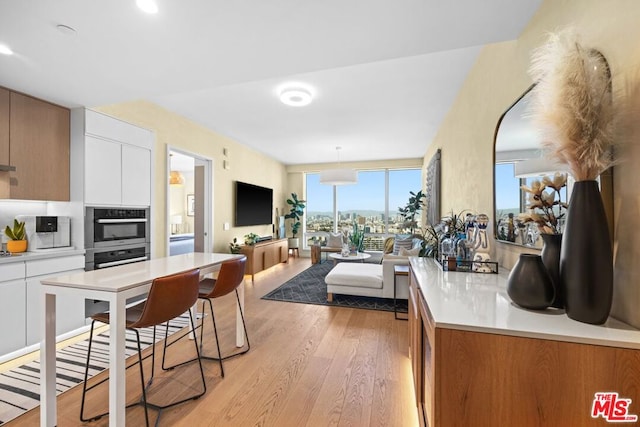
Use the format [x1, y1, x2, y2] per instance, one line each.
[0, 200, 84, 249]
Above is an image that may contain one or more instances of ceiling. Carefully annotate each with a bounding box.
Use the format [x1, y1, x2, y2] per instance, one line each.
[0, 0, 542, 165]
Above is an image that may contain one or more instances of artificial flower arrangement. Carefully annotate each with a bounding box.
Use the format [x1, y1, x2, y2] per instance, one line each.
[518, 172, 568, 234]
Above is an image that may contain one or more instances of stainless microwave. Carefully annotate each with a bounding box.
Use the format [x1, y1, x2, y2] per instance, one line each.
[85, 207, 150, 249]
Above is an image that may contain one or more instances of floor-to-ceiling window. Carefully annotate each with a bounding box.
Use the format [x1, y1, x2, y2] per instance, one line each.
[304, 168, 422, 250]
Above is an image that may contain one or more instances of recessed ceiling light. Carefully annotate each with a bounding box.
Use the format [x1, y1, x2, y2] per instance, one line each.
[56, 24, 77, 36]
[0, 44, 13, 56]
[279, 87, 313, 107]
[136, 0, 158, 14]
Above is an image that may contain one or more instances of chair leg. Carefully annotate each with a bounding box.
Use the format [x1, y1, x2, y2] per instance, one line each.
[133, 329, 151, 427]
[79, 320, 96, 422]
[206, 298, 225, 377]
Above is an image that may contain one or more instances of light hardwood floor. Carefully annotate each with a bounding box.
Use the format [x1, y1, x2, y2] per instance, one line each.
[8, 256, 418, 427]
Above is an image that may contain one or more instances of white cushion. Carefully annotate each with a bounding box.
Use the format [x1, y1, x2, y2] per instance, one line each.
[325, 263, 383, 289]
[399, 247, 420, 256]
[327, 232, 344, 248]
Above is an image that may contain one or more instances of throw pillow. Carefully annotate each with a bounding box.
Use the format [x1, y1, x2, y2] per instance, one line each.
[383, 237, 395, 254]
[392, 236, 414, 255]
[399, 247, 420, 257]
[327, 232, 344, 248]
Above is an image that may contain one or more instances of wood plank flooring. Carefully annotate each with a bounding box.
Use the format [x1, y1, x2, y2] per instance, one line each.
[7, 256, 418, 427]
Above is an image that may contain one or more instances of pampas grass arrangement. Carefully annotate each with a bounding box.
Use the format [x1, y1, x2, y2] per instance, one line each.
[528, 28, 616, 181]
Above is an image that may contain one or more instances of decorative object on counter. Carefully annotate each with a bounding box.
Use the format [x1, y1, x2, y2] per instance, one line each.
[4, 219, 27, 253]
[472, 214, 492, 272]
[229, 237, 242, 254]
[244, 233, 260, 246]
[507, 254, 555, 310]
[518, 172, 567, 308]
[540, 232, 563, 308]
[529, 29, 615, 324]
[284, 192, 305, 250]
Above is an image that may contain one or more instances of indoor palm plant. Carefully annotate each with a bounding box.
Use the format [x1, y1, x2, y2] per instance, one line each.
[4, 219, 27, 253]
[284, 193, 305, 249]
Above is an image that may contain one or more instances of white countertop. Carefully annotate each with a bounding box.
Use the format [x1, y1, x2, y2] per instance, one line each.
[0, 247, 85, 265]
[409, 256, 640, 350]
[41, 252, 240, 293]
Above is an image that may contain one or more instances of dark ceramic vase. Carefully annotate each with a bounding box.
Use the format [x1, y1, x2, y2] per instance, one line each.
[560, 180, 613, 324]
[541, 233, 563, 308]
[507, 254, 554, 310]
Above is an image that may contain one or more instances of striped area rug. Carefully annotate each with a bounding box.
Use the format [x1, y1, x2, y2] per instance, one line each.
[0, 314, 192, 425]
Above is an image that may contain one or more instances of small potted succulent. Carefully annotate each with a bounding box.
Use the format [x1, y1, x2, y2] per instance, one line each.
[4, 219, 27, 253]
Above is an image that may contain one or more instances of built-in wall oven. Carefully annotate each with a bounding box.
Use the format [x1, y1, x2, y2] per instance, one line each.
[85, 207, 151, 317]
[84, 207, 150, 270]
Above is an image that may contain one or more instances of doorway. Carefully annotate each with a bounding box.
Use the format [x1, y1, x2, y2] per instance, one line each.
[167, 148, 213, 256]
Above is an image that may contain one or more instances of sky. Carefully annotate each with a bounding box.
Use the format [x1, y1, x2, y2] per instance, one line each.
[306, 169, 422, 213]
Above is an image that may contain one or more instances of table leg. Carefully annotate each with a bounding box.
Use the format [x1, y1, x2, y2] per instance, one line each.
[40, 292, 57, 427]
[236, 280, 245, 347]
[109, 293, 127, 426]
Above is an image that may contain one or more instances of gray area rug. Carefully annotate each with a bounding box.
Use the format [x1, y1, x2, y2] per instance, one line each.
[262, 262, 408, 313]
[0, 314, 191, 425]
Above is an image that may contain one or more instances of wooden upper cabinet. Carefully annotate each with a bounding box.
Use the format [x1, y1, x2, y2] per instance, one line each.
[0, 88, 9, 166]
[9, 92, 70, 201]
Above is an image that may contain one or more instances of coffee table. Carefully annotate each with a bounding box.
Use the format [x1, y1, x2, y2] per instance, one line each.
[329, 252, 371, 264]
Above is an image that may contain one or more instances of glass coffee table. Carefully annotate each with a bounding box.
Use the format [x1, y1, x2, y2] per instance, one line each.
[329, 252, 371, 264]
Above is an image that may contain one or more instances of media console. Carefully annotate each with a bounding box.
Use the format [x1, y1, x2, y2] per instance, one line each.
[240, 238, 288, 281]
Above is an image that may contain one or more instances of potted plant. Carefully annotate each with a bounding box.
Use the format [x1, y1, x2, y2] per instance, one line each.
[244, 233, 260, 246]
[284, 193, 305, 249]
[398, 190, 426, 234]
[229, 237, 242, 254]
[5, 219, 27, 253]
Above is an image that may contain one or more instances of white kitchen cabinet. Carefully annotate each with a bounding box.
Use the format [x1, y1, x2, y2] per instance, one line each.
[25, 255, 86, 346]
[0, 279, 26, 355]
[122, 144, 151, 206]
[81, 109, 153, 207]
[84, 135, 122, 206]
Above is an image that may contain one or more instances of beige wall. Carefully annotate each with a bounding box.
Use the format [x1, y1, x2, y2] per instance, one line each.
[94, 101, 288, 255]
[426, 0, 640, 327]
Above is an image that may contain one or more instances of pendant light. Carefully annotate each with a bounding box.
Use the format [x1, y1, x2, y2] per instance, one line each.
[169, 170, 185, 185]
[320, 147, 358, 185]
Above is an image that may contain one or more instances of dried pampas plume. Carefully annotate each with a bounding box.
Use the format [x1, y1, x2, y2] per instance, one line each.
[528, 28, 616, 181]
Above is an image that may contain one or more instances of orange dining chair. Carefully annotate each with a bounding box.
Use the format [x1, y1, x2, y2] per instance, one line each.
[194, 255, 250, 377]
[80, 269, 206, 427]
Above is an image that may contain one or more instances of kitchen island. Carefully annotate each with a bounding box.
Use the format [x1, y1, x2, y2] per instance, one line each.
[39, 252, 242, 427]
[408, 256, 640, 426]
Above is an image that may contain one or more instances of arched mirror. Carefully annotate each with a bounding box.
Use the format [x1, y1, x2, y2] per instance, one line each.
[493, 84, 613, 247]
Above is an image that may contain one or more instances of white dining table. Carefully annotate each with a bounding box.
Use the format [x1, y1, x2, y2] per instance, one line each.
[39, 252, 243, 427]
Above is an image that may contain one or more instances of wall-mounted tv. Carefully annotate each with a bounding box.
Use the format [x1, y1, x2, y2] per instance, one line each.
[235, 181, 273, 227]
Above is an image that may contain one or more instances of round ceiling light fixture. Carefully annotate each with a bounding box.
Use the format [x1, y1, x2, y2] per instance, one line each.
[136, 0, 159, 14]
[0, 44, 13, 56]
[279, 87, 313, 107]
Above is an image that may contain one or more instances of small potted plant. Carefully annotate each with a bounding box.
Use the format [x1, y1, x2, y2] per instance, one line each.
[284, 193, 306, 250]
[229, 237, 242, 254]
[244, 233, 260, 246]
[4, 219, 27, 253]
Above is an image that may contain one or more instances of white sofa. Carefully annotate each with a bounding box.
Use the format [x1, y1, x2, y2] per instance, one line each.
[325, 256, 410, 301]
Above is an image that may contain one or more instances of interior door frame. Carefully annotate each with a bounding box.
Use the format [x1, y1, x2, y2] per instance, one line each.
[165, 145, 213, 254]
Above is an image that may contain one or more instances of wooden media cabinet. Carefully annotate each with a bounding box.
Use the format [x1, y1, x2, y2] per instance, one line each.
[240, 238, 288, 281]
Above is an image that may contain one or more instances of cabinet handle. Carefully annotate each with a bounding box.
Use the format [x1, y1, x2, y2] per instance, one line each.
[95, 256, 148, 268]
[0, 164, 16, 172]
[96, 218, 147, 224]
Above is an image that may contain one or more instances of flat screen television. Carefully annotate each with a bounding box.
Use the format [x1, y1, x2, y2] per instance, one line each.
[235, 181, 273, 226]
